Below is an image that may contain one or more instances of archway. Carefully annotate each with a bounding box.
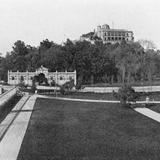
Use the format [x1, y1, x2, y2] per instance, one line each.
[38, 73, 48, 85]
[33, 73, 48, 86]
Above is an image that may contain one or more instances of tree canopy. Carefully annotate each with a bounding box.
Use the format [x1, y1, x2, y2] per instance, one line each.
[0, 38, 160, 86]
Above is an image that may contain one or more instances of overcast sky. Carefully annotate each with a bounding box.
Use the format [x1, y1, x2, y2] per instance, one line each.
[0, 0, 160, 55]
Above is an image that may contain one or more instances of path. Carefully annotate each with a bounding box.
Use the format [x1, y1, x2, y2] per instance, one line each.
[134, 108, 160, 123]
[0, 94, 37, 160]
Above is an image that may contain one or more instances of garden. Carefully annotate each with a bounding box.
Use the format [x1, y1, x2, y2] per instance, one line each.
[17, 98, 160, 160]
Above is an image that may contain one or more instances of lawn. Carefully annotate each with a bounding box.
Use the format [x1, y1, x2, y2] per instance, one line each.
[54, 92, 117, 100]
[17, 98, 160, 160]
[0, 95, 21, 123]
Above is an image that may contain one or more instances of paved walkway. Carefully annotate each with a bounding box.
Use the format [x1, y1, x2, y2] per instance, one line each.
[134, 108, 160, 123]
[38, 95, 160, 104]
[38, 95, 120, 103]
[0, 94, 30, 140]
[0, 94, 37, 160]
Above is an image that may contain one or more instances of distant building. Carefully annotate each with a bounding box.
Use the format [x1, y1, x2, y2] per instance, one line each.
[96, 24, 134, 44]
[8, 65, 76, 86]
[80, 24, 134, 44]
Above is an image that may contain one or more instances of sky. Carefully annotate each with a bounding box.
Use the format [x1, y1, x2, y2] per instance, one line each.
[0, 0, 160, 55]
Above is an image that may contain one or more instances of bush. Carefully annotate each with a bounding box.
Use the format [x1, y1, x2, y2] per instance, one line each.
[50, 80, 56, 86]
[113, 85, 139, 106]
[31, 82, 36, 93]
[59, 79, 75, 95]
[17, 82, 27, 89]
[75, 82, 82, 90]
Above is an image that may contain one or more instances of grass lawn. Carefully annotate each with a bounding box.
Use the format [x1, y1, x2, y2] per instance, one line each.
[0, 95, 21, 123]
[55, 92, 117, 101]
[18, 98, 160, 160]
[146, 104, 160, 114]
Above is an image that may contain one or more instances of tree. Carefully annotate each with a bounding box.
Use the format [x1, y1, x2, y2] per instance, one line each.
[39, 39, 54, 54]
[12, 40, 28, 56]
[113, 85, 138, 106]
[60, 79, 75, 95]
[138, 39, 156, 51]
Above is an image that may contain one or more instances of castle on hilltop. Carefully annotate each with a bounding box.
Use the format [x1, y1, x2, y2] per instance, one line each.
[80, 24, 134, 44]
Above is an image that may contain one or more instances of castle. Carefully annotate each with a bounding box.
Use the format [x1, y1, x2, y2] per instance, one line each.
[80, 24, 134, 44]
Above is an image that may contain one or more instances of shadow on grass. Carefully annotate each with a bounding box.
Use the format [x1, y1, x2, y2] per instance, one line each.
[11, 109, 38, 113]
[0, 95, 21, 123]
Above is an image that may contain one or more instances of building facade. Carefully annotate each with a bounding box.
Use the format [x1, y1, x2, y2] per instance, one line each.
[96, 24, 134, 44]
[8, 66, 76, 86]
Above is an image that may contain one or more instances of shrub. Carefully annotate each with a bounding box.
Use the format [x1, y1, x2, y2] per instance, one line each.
[31, 82, 36, 93]
[75, 82, 82, 90]
[50, 80, 56, 86]
[113, 85, 139, 106]
[60, 79, 75, 95]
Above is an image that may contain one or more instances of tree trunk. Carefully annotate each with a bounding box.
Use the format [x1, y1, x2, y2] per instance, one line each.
[127, 72, 131, 84]
[91, 74, 94, 85]
[111, 75, 114, 84]
[122, 66, 126, 84]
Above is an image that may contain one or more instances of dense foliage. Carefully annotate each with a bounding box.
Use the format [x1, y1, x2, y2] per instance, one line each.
[0, 39, 160, 85]
[113, 85, 139, 105]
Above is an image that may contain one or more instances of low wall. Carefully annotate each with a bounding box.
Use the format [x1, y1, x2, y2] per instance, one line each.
[36, 86, 60, 90]
[81, 86, 160, 93]
[0, 87, 17, 107]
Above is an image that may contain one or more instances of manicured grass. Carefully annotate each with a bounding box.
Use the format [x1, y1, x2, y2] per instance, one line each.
[0, 95, 21, 123]
[18, 98, 160, 160]
[147, 104, 160, 113]
[55, 92, 117, 100]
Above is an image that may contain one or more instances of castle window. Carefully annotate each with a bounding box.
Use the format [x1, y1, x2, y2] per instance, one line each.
[12, 77, 15, 80]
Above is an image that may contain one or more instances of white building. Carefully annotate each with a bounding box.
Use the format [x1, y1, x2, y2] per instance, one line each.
[96, 24, 134, 44]
[8, 66, 76, 86]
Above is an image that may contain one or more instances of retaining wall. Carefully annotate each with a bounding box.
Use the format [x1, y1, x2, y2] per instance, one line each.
[81, 86, 160, 93]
